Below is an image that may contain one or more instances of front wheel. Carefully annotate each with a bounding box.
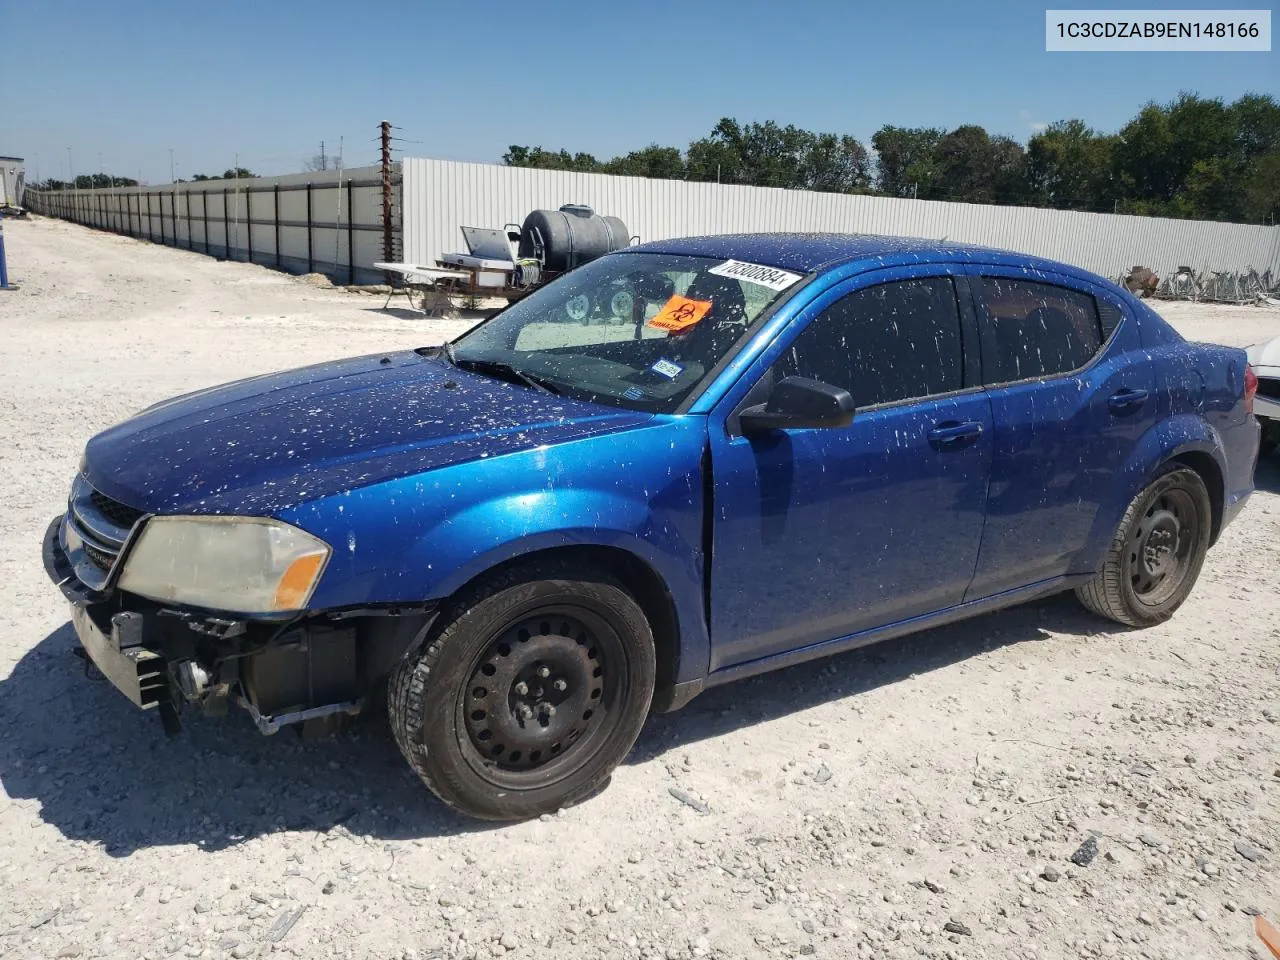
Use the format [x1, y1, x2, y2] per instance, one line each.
[388, 562, 656, 821]
[1076, 465, 1212, 627]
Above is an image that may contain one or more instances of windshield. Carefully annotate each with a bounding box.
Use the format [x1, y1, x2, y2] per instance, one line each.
[448, 253, 802, 412]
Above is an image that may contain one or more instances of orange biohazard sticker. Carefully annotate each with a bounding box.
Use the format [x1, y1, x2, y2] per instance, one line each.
[647, 295, 713, 333]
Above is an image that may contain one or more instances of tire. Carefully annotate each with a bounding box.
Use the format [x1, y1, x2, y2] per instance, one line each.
[1076, 464, 1212, 627]
[388, 562, 656, 821]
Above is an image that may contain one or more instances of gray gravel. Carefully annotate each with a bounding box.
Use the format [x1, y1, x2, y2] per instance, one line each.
[1, 217, 1279, 960]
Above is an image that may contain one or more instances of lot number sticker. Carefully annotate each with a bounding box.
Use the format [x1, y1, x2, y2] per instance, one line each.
[648, 295, 713, 332]
[707, 259, 803, 291]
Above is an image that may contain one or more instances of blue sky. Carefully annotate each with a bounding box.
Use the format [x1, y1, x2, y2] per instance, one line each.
[5, 0, 1276, 184]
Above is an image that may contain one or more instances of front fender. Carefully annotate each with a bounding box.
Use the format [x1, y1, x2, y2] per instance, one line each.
[1071, 414, 1225, 575]
[406, 489, 696, 601]
[280, 417, 711, 685]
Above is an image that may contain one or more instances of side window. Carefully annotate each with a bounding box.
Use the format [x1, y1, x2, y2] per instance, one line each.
[977, 278, 1104, 384]
[778, 277, 964, 408]
[1097, 298, 1124, 338]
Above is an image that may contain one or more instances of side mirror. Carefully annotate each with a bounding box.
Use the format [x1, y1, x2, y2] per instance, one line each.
[739, 376, 855, 433]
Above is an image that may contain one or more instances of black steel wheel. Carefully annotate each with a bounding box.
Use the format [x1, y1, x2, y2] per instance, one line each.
[388, 562, 655, 820]
[1076, 465, 1212, 627]
[461, 610, 619, 784]
[1124, 485, 1200, 606]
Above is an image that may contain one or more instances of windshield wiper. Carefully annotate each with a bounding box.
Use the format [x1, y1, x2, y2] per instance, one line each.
[453, 357, 560, 394]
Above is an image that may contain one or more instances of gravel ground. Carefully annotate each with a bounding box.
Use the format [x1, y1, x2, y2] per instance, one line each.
[1, 215, 1278, 960]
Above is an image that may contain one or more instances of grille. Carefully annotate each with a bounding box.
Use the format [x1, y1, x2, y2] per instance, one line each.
[84, 543, 117, 572]
[1258, 377, 1280, 401]
[89, 490, 144, 530]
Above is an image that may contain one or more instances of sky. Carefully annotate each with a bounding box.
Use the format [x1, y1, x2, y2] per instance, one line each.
[4, 0, 1276, 185]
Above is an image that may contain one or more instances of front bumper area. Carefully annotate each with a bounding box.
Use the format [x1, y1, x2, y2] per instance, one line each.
[43, 514, 430, 736]
[69, 603, 169, 710]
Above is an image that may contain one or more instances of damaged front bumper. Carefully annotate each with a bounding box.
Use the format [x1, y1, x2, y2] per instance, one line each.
[43, 514, 429, 736]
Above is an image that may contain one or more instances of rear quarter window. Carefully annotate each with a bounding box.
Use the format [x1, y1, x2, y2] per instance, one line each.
[977, 278, 1104, 384]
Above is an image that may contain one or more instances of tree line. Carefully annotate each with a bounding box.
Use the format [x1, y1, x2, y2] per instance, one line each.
[503, 93, 1280, 225]
[34, 168, 259, 190]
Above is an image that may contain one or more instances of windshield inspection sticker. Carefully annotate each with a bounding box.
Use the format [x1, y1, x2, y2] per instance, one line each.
[649, 358, 684, 380]
[707, 259, 803, 291]
[648, 294, 713, 332]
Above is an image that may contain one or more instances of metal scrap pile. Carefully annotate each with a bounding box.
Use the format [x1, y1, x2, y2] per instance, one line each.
[1119, 265, 1280, 305]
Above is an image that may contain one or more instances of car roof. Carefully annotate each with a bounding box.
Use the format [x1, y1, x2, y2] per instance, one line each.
[618, 232, 1102, 282]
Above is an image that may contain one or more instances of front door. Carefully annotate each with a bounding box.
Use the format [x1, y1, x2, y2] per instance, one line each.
[707, 269, 993, 672]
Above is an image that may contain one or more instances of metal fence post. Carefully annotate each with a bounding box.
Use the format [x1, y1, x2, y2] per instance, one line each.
[347, 178, 355, 284]
[274, 183, 281, 269]
[306, 182, 314, 274]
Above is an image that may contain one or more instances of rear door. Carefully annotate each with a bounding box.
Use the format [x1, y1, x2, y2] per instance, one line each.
[963, 268, 1156, 599]
[707, 267, 993, 671]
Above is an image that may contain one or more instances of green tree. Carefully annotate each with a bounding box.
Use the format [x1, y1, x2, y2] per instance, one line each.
[190, 168, 258, 181]
[930, 125, 1026, 203]
[686, 118, 747, 184]
[1114, 93, 1232, 212]
[502, 146, 600, 172]
[800, 133, 871, 193]
[602, 144, 685, 179]
[1025, 120, 1116, 211]
[1241, 150, 1280, 223]
[870, 126, 944, 197]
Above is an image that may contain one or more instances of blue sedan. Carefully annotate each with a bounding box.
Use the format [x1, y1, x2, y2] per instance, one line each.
[43, 233, 1261, 819]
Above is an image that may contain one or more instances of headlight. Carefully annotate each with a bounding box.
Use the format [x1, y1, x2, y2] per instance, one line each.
[118, 516, 331, 614]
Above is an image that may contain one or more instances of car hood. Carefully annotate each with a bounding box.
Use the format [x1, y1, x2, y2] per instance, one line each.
[1248, 336, 1280, 373]
[82, 350, 653, 515]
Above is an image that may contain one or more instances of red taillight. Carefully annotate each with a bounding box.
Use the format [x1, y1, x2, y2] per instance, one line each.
[1245, 363, 1258, 415]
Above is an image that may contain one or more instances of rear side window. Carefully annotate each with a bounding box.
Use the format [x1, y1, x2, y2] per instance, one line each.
[977, 278, 1103, 384]
[778, 277, 964, 408]
[1097, 299, 1124, 338]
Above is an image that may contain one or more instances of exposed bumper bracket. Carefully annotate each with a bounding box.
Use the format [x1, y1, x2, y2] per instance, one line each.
[236, 696, 364, 735]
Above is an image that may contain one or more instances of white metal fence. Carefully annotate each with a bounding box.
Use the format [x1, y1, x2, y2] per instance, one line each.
[22, 164, 397, 284]
[402, 157, 1280, 283]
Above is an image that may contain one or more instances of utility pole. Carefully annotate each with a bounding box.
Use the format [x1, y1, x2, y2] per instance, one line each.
[169, 149, 175, 184]
[66, 146, 74, 189]
[320, 140, 326, 171]
[380, 121, 393, 265]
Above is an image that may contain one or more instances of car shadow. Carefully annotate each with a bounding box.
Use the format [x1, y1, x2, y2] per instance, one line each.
[632, 591, 1109, 761]
[0, 593, 1110, 853]
[363, 305, 432, 321]
[1255, 449, 1280, 493]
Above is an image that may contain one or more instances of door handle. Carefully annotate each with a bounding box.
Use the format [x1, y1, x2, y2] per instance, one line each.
[928, 420, 983, 450]
[1108, 388, 1149, 414]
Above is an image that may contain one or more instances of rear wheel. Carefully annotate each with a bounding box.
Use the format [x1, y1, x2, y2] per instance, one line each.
[388, 562, 655, 821]
[1076, 465, 1212, 627]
